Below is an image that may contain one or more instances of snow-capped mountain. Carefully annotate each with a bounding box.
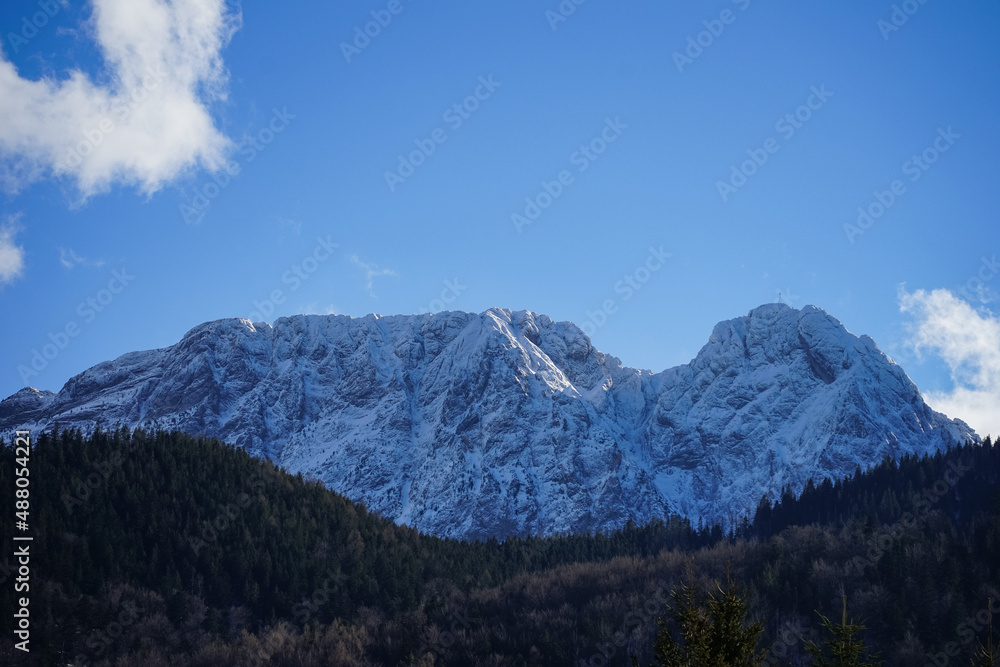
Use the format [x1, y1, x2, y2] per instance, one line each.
[0, 303, 977, 539]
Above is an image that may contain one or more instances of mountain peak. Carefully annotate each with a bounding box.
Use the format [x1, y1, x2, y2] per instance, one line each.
[0, 305, 976, 538]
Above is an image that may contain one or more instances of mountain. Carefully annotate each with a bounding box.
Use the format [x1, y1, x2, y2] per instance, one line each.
[0, 303, 977, 539]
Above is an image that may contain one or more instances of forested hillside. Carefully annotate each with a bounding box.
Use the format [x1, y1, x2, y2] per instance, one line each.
[1, 427, 997, 665]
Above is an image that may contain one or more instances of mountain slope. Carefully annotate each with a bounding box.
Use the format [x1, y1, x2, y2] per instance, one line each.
[0, 303, 976, 538]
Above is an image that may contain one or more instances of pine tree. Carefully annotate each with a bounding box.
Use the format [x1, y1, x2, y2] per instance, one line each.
[634, 564, 767, 667]
[970, 597, 999, 667]
[804, 594, 881, 666]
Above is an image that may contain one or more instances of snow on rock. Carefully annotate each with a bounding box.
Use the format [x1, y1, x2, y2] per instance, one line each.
[0, 304, 977, 539]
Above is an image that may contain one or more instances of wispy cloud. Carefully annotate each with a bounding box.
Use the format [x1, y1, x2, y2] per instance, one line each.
[776, 288, 801, 307]
[279, 217, 302, 236]
[299, 302, 339, 316]
[0, 214, 25, 285]
[0, 0, 241, 199]
[350, 255, 396, 298]
[59, 246, 104, 269]
[899, 286, 1000, 438]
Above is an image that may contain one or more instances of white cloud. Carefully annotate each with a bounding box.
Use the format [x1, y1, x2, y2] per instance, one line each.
[899, 286, 1000, 438]
[0, 215, 25, 284]
[0, 0, 240, 199]
[350, 255, 396, 298]
[59, 246, 103, 269]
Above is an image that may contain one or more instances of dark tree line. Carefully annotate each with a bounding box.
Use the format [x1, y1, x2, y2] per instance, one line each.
[0, 427, 996, 665]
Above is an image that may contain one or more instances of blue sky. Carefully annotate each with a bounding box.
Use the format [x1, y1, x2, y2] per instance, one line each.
[0, 0, 998, 436]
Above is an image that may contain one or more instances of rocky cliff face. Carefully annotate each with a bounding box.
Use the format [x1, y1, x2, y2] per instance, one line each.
[0, 303, 976, 539]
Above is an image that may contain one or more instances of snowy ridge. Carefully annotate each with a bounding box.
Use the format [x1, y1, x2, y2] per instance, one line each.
[0, 304, 977, 539]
